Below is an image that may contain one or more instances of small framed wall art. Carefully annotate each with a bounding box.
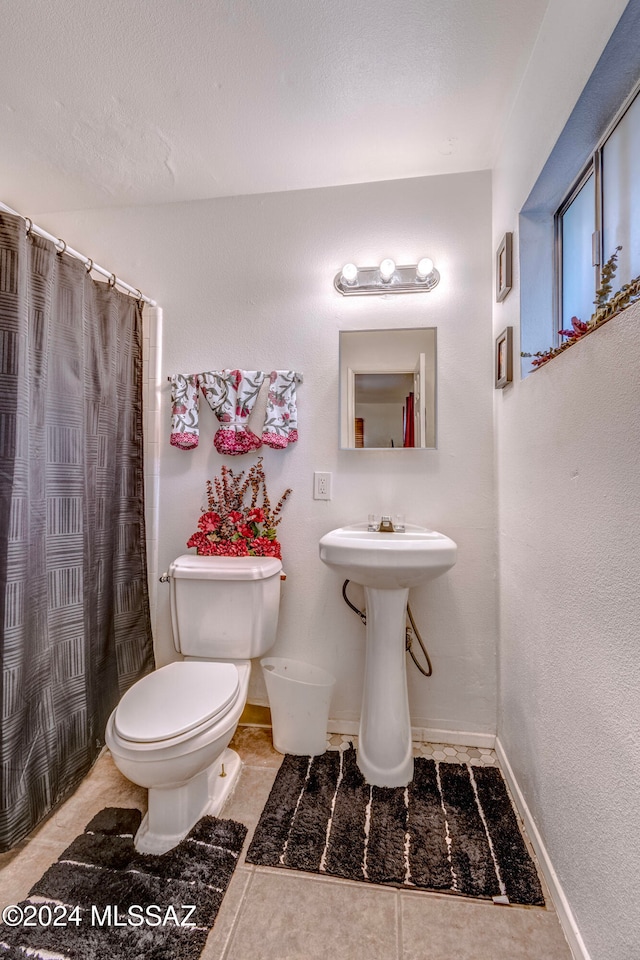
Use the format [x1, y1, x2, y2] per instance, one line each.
[495, 232, 513, 302]
[495, 326, 513, 389]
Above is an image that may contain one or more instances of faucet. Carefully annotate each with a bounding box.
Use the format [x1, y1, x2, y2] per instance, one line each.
[377, 515, 395, 533]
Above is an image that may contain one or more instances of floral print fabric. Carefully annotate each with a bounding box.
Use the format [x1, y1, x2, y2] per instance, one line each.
[262, 370, 300, 448]
[170, 373, 200, 449]
[199, 369, 265, 455]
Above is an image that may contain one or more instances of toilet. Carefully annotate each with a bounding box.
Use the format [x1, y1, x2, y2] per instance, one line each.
[105, 553, 282, 855]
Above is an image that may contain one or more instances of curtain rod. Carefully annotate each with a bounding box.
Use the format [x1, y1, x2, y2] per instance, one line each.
[0, 201, 157, 307]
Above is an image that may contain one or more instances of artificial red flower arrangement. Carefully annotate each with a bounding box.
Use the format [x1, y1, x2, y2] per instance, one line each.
[187, 458, 292, 559]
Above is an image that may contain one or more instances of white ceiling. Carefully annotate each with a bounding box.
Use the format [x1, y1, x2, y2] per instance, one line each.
[0, 0, 549, 214]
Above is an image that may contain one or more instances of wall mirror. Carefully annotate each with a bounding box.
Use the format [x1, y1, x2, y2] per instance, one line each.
[339, 328, 437, 449]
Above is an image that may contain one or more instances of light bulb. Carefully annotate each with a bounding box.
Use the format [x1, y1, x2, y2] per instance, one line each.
[416, 257, 434, 281]
[379, 258, 396, 282]
[341, 263, 358, 286]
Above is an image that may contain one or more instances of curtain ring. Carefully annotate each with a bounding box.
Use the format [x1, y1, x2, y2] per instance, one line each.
[108, 273, 117, 287]
[57, 238, 67, 255]
[135, 289, 143, 304]
[25, 217, 33, 236]
[85, 258, 93, 273]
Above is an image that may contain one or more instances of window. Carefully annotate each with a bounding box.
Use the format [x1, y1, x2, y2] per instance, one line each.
[557, 171, 596, 339]
[602, 87, 640, 290]
[555, 87, 640, 344]
[520, 1, 640, 377]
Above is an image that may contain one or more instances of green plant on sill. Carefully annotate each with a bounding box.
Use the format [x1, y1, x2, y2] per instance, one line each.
[595, 244, 622, 308]
[522, 246, 640, 369]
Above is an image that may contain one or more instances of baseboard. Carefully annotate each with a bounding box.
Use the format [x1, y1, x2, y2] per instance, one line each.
[326, 719, 496, 749]
[243, 702, 496, 749]
[495, 738, 590, 960]
[419, 726, 495, 748]
[326, 719, 359, 736]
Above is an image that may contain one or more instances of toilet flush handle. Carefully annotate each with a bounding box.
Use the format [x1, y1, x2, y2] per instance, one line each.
[159, 572, 170, 583]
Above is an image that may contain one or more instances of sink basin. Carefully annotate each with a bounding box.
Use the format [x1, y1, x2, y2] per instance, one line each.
[319, 523, 457, 589]
[319, 521, 457, 788]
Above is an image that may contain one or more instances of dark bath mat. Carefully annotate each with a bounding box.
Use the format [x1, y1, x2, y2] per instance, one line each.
[0, 807, 247, 959]
[246, 746, 544, 906]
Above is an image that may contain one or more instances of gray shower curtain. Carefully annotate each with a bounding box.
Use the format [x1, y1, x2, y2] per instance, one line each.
[0, 212, 154, 851]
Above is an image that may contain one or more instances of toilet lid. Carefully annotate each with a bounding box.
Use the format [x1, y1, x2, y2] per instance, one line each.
[114, 661, 240, 743]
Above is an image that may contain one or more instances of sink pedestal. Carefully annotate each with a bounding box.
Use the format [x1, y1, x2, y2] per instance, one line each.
[318, 522, 457, 789]
[358, 586, 414, 788]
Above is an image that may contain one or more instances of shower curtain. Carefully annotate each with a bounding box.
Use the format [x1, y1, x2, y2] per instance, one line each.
[0, 212, 154, 851]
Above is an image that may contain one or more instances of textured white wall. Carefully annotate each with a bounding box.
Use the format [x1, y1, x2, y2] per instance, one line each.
[492, 2, 639, 959]
[43, 171, 497, 739]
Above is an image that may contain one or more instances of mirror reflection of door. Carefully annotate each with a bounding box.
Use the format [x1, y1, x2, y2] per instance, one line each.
[413, 351, 426, 447]
[354, 372, 415, 447]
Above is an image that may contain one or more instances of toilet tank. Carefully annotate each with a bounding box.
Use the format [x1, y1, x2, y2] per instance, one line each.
[169, 554, 282, 660]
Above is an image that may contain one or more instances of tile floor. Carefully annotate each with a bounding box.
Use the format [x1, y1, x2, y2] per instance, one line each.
[0, 727, 574, 960]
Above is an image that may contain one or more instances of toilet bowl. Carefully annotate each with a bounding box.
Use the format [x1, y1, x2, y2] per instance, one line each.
[106, 660, 250, 854]
[105, 554, 282, 855]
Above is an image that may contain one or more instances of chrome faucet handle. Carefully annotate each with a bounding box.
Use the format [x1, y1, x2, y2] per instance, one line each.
[378, 516, 395, 533]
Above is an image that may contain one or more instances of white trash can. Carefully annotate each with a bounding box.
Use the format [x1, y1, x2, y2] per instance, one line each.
[261, 657, 336, 756]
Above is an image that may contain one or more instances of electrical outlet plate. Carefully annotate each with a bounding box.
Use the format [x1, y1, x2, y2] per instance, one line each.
[313, 471, 332, 500]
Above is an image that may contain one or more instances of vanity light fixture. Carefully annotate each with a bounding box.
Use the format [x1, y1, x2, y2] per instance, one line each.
[334, 257, 440, 296]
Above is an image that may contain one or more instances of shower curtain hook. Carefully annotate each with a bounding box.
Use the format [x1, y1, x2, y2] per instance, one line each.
[57, 238, 67, 255]
[24, 217, 33, 236]
[85, 258, 93, 273]
[108, 273, 117, 287]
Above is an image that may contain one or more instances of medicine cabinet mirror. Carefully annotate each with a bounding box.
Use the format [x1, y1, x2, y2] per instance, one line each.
[339, 328, 437, 449]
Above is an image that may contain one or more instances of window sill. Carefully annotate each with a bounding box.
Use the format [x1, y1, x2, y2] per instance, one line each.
[522, 280, 640, 371]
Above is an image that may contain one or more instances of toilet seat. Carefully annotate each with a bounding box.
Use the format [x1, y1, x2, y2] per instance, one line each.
[114, 661, 240, 744]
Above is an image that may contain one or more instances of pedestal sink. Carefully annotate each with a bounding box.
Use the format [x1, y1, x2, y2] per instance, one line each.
[319, 523, 457, 788]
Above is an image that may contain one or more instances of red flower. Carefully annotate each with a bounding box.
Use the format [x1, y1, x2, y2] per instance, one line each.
[197, 511, 221, 533]
[228, 511, 243, 523]
[570, 316, 588, 335]
[221, 539, 249, 556]
[238, 523, 255, 539]
[186, 531, 211, 551]
[247, 507, 265, 523]
[558, 315, 588, 338]
[249, 537, 282, 558]
[193, 539, 251, 557]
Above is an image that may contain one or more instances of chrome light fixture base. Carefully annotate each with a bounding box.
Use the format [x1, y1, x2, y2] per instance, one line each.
[334, 262, 440, 296]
